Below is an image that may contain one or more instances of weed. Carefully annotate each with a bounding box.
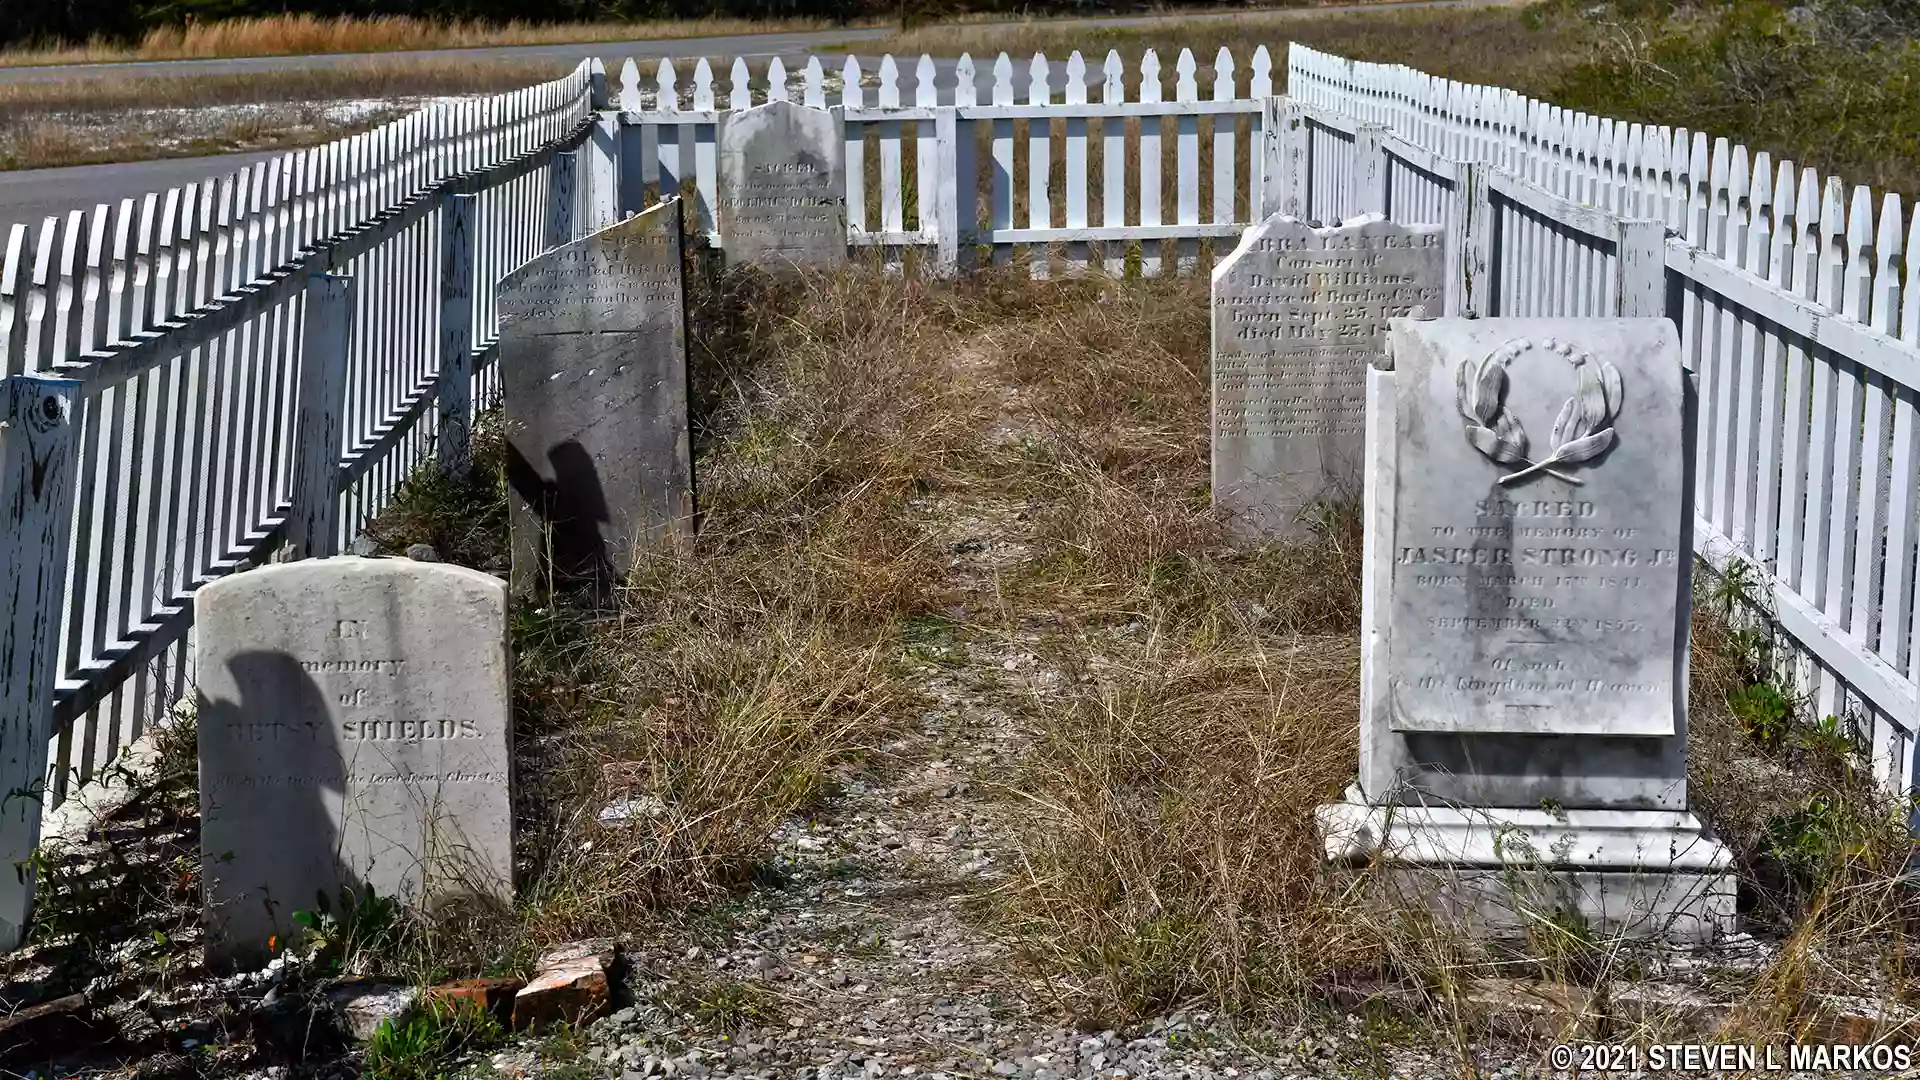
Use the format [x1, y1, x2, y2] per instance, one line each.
[291, 883, 401, 976]
[363, 998, 505, 1080]
[659, 976, 781, 1028]
[359, 412, 509, 569]
[1729, 680, 1795, 751]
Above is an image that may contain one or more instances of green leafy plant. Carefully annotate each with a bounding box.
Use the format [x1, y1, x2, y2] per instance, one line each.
[1728, 680, 1795, 751]
[1760, 793, 1890, 901]
[290, 882, 400, 975]
[364, 997, 504, 1080]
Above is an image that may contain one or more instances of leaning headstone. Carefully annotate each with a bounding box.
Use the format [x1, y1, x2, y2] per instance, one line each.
[1319, 317, 1733, 942]
[1211, 214, 1443, 540]
[498, 198, 692, 595]
[196, 558, 512, 969]
[717, 99, 848, 269]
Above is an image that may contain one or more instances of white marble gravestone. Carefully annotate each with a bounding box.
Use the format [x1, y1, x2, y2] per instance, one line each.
[196, 558, 513, 969]
[717, 99, 848, 269]
[1318, 317, 1734, 942]
[499, 198, 692, 594]
[1211, 214, 1444, 541]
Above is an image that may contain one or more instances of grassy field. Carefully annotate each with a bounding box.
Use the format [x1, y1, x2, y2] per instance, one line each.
[0, 58, 569, 171]
[875, 0, 1920, 197]
[0, 13, 850, 68]
[12, 0, 1917, 196]
[356, 254, 1920, 1039]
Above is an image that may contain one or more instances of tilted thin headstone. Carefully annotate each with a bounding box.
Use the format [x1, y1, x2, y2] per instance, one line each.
[1211, 214, 1443, 541]
[196, 559, 512, 970]
[717, 99, 848, 270]
[498, 198, 692, 595]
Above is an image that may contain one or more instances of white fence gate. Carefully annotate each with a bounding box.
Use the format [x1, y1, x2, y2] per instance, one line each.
[1, 39, 1914, 945]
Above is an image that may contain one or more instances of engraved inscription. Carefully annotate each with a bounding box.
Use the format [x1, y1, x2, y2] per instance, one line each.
[499, 234, 680, 328]
[1383, 319, 1687, 736]
[1211, 217, 1444, 542]
[1216, 230, 1441, 441]
[720, 161, 842, 248]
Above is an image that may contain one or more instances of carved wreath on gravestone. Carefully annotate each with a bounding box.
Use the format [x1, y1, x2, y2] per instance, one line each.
[1455, 337, 1622, 486]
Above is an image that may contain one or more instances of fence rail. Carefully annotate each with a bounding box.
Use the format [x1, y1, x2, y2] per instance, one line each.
[1289, 43, 1920, 797]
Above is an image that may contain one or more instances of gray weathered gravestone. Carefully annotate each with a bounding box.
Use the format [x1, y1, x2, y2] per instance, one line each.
[1320, 317, 1732, 942]
[499, 198, 692, 595]
[1211, 214, 1443, 541]
[717, 99, 847, 269]
[196, 558, 512, 969]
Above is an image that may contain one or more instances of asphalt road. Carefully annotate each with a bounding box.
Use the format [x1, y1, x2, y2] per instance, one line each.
[0, 2, 1487, 236]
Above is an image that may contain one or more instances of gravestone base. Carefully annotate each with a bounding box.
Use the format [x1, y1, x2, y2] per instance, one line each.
[1316, 787, 1735, 944]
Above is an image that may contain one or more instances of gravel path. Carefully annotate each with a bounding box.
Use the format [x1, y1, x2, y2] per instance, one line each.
[471, 341, 1512, 1080]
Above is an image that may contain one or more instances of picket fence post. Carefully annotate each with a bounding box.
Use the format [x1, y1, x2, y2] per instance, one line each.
[588, 113, 621, 233]
[1259, 97, 1304, 220]
[1447, 162, 1490, 317]
[437, 194, 477, 475]
[617, 119, 645, 219]
[1615, 217, 1668, 317]
[1352, 124, 1389, 218]
[288, 273, 353, 560]
[933, 106, 961, 278]
[0, 374, 81, 949]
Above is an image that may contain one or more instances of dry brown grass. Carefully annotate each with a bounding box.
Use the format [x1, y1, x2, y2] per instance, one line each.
[0, 100, 414, 171]
[363, 253, 998, 978]
[0, 59, 565, 114]
[0, 14, 848, 68]
[0, 57, 589, 170]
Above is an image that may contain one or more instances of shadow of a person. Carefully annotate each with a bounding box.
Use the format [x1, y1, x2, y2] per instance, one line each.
[506, 437, 615, 596]
[198, 651, 359, 973]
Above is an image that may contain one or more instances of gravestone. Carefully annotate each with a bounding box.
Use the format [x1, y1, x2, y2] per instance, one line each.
[498, 198, 692, 595]
[196, 558, 512, 969]
[1318, 317, 1734, 942]
[717, 99, 848, 269]
[1211, 214, 1444, 540]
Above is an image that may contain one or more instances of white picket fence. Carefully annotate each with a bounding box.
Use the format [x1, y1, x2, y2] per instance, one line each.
[614, 47, 1276, 274]
[0, 57, 607, 946]
[0, 37, 1914, 945]
[1287, 43, 1920, 798]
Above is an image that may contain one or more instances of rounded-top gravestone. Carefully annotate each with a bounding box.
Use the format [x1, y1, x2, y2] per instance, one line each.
[195, 557, 512, 969]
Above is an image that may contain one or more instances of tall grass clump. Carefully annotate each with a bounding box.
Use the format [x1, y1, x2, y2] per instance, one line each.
[999, 629, 1364, 1019]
